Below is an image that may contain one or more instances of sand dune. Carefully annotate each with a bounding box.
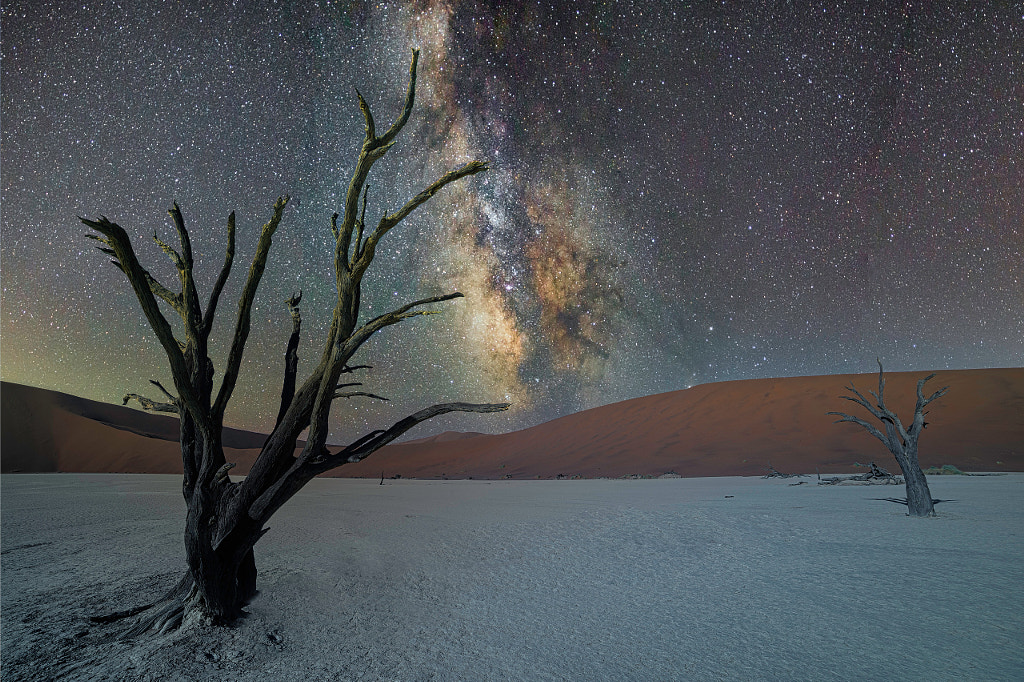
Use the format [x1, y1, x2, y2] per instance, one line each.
[0, 382, 268, 475]
[348, 368, 1024, 479]
[3, 368, 1022, 478]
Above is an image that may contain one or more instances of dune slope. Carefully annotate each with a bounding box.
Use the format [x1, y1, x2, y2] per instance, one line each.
[353, 368, 1024, 478]
[3, 368, 1022, 478]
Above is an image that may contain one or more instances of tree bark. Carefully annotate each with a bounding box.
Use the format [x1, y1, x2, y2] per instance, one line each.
[893, 444, 935, 516]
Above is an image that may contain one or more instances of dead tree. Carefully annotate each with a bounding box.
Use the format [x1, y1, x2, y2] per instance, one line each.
[81, 50, 508, 635]
[827, 360, 948, 517]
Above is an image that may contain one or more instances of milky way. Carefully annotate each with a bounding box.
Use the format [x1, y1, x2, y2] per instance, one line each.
[2, 1, 1022, 440]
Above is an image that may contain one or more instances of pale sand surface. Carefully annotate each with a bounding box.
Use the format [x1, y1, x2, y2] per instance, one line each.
[2, 474, 1022, 681]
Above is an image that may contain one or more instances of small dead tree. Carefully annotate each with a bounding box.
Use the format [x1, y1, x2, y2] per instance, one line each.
[81, 50, 508, 635]
[827, 360, 948, 517]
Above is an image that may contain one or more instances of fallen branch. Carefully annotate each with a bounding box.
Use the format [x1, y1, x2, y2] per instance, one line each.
[849, 461, 898, 482]
[763, 463, 807, 479]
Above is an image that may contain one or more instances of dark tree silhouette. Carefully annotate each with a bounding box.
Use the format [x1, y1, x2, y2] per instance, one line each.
[82, 50, 508, 635]
[828, 360, 948, 517]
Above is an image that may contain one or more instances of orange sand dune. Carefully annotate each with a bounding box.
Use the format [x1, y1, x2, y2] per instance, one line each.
[1, 382, 269, 475]
[3, 368, 1022, 479]
[348, 368, 1024, 479]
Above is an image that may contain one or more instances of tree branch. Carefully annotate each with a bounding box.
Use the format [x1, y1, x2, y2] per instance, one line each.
[355, 88, 375, 141]
[838, 383, 884, 422]
[143, 271, 185, 316]
[342, 364, 372, 373]
[336, 402, 510, 464]
[915, 374, 948, 413]
[827, 411, 889, 447]
[123, 392, 179, 413]
[165, 204, 205, 342]
[356, 161, 489, 275]
[80, 215, 201, 414]
[354, 184, 369, 260]
[150, 380, 178, 403]
[872, 357, 909, 441]
[248, 401, 509, 524]
[339, 292, 464, 360]
[86, 234, 184, 315]
[152, 232, 186, 273]
[375, 49, 419, 148]
[167, 202, 194, 270]
[275, 291, 302, 428]
[213, 195, 290, 425]
[910, 373, 948, 437]
[332, 391, 389, 402]
[203, 211, 236, 337]
[335, 49, 421, 275]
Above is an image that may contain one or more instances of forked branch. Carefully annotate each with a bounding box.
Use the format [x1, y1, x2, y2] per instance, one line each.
[80, 215, 200, 414]
[334, 49, 420, 271]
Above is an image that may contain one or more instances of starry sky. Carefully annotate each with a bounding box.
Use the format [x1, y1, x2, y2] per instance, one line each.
[2, 1, 1022, 441]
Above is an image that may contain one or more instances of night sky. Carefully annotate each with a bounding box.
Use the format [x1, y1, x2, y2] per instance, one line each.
[2, 1, 1022, 441]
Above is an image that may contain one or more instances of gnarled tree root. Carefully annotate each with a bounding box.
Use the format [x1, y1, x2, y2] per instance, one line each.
[90, 572, 198, 638]
[126, 583, 200, 638]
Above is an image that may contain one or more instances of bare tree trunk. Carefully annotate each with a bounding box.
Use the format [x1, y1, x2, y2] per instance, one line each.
[828, 360, 948, 517]
[895, 444, 935, 516]
[237, 548, 258, 603]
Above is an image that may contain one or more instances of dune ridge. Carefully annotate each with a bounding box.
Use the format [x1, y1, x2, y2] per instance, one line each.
[2, 368, 1022, 478]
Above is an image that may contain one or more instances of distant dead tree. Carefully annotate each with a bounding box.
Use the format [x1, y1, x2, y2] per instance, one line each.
[827, 360, 948, 517]
[82, 50, 508, 635]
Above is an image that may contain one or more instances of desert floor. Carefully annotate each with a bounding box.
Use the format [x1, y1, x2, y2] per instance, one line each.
[2, 473, 1022, 681]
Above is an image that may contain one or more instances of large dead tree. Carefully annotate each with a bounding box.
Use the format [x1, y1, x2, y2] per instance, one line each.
[827, 360, 948, 517]
[81, 50, 508, 635]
